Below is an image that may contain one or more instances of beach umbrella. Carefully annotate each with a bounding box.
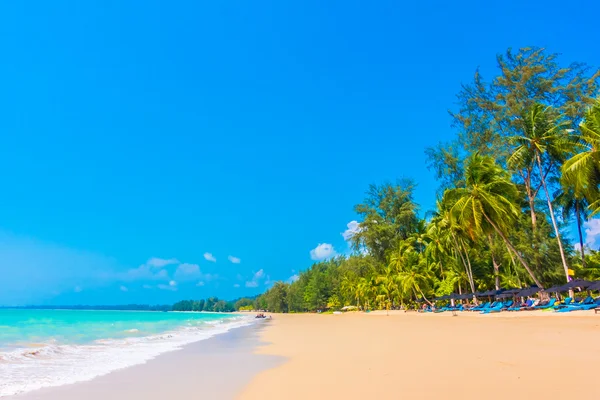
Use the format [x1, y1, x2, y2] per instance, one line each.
[496, 292, 516, 299]
[587, 281, 600, 291]
[456, 293, 474, 300]
[517, 287, 541, 297]
[478, 289, 503, 297]
[543, 284, 566, 293]
[434, 295, 451, 301]
[561, 279, 594, 290]
[501, 288, 522, 295]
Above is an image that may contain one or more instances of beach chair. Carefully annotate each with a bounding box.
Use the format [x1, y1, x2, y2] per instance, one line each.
[477, 301, 499, 313]
[534, 298, 556, 310]
[502, 300, 514, 309]
[481, 302, 504, 314]
[468, 302, 490, 311]
[553, 297, 573, 310]
[507, 299, 533, 311]
[555, 297, 598, 312]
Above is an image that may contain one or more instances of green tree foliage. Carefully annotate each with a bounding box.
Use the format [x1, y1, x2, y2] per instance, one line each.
[172, 298, 235, 312]
[351, 181, 419, 263]
[249, 48, 599, 313]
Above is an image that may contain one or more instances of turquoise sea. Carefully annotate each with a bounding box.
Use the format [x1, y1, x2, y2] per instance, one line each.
[0, 309, 253, 397]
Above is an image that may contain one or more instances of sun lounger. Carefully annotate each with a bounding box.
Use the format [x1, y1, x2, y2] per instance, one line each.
[481, 302, 504, 314]
[502, 300, 514, 309]
[534, 298, 556, 309]
[556, 297, 599, 312]
[507, 299, 533, 311]
[467, 302, 488, 312]
[474, 302, 491, 313]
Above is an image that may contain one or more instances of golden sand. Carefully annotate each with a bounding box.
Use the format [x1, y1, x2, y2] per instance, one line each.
[238, 311, 600, 399]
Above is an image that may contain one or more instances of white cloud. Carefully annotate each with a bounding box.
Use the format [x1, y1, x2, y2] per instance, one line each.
[175, 263, 200, 278]
[173, 263, 218, 283]
[310, 243, 337, 260]
[196, 281, 205, 287]
[288, 274, 299, 283]
[245, 269, 265, 288]
[142, 284, 153, 289]
[120, 285, 128, 292]
[584, 219, 600, 249]
[204, 252, 216, 262]
[158, 281, 178, 291]
[122, 260, 171, 282]
[74, 286, 82, 293]
[228, 256, 241, 264]
[342, 220, 361, 241]
[146, 257, 179, 268]
[233, 283, 240, 288]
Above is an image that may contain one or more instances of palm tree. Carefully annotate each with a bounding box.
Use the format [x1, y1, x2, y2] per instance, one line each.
[431, 200, 477, 294]
[563, 99, 600, 215]
[390, 243, 434, 305]
[508, 103, 572, 283]
[555, 185, 589, 267]
[424, 221, 451, 276]
[445, 153, 544, 288]
[340, 274, 360, 308]
[357, 276, 377, 311]
[376, 265, 399, 314]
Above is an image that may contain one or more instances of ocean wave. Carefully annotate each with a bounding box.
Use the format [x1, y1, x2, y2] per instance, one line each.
[0, 316, 255, 397]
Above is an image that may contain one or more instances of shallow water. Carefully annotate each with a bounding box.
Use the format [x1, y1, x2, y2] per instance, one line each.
[0, 309, 253, 397]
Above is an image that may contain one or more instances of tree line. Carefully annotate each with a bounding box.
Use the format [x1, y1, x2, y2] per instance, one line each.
[172, 297, 256, 312]
[252, 47, 600, 313]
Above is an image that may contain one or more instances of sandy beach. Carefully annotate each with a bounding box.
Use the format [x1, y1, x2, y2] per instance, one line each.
[239, 311, 600, 399]
[9, 311, 600, 400]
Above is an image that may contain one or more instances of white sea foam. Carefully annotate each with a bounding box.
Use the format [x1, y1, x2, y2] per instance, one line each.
[0, 316, 255, 397]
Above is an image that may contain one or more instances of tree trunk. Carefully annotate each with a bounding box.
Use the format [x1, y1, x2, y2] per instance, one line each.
[482, 212, 544, 289]
[523, 170, 537, 230]
[536, 154, 570, 283]
[488, 234, 500, 290]
[452, 235, 475, 294]
[460, 238, 476, 292]
[576, 202, 586, 268]
[417, 286, 433, 306]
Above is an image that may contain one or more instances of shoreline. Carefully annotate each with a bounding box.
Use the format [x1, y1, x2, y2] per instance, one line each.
[8, 311, 600, 399]
[10, 321, 283, 400]
[239, 311, 600, 399]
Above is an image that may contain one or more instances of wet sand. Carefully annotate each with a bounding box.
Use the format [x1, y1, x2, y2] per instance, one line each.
[239, 311, 600, 400]
[15, 322, 282, 400]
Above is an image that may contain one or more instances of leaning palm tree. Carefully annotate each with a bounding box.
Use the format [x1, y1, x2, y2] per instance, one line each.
[445, 153, 544, 288]
[508, 103, 572, 283]
[431, 199, 477, 294]
[563, 99, 600, 215]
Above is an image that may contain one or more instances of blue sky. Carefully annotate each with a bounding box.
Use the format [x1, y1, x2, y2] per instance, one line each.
[0, 1, 598, 305]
